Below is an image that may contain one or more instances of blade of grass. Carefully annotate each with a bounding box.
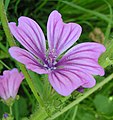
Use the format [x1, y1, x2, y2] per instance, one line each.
[71, 105, 78, 120]
[0, 59, 11, 69]
[4, 0, 10, 11]
[63, 109, 72, 120]
[62, 1, 113, 24]
[0, 42, 8, 53]
[14, 0, 20, 15]
[103, 0, 112, 44]
[34, 0, 48, 13]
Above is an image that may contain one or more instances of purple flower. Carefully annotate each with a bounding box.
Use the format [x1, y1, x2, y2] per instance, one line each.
[3, 113, 8, 118]
[8, 10, 105, 96]
[0, 68, 24, 100]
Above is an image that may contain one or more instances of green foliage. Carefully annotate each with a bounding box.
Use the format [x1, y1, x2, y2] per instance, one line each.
[28, 70, 43, 97]
[0, 101, 9, 118]
[4, 0, 10, 11]
[99, 39, 113, 68]
[30, 107, 48, 120]
[17, 97, 28, 117]
[94, 94, 113, 115]
[1, 0, 113, 120]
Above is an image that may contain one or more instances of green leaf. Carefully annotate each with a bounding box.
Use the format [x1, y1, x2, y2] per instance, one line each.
[94, 94, 113, 115]
[99, 40, 113, 68]
[76, 106, 95, 120]
[30, 107, 48, 120]
[21, 118, 29, 120]
[0, 50, 9, 59]
[81, 113, 95, 120]
[0, 101, 9, 119]
[16, 97, 28, 117]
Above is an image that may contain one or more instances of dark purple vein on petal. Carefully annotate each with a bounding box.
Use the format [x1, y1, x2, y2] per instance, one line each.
[16, 28, 45, 61]
[55, 25, 64, 50]
[24, 21, 45, 52]
[17, 51, 43, 67]
[58, 25, 78, 51]
[57, 69, 85, 84]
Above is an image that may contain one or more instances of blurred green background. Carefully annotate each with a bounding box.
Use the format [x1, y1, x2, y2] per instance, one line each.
[1, 0, 113, 120]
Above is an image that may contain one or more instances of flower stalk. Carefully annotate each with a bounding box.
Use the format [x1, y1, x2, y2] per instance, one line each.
[46, 73, 113, 120]
[0, 0, 15, 47]
[9, 105, 13, 117]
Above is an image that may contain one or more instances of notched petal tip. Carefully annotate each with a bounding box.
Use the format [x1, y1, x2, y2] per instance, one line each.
[98, 67, 105, 76]
[18, 16, 35, 25]
[9, 47, 16, 57]
[82, 76, 96, 88]
[98, 43, 106, 53]
[11, 68, 24, 79]
[49, 10, 62, 18]
[18, 16, 29, 20]
[47, 10, 82, 57]
[8, 22, 17, 33]
[102, 45, 106, 52]
[69, 22, 82, 32]
[8, 22, 16, 26]
[77, 23, 82, 33]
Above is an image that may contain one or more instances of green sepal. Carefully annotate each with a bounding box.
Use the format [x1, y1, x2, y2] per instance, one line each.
[1, 95, 19, 107]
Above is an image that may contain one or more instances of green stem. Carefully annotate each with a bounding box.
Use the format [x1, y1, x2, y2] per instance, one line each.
[104, 0, 113, 45]
[14, 101, 19, 120]
[0, 0, 15, 47]
[19, 64, 44, 107]
[0, 0, 44, 108]
[71, 105, 78, 120]
[46, 73, 113, 120]
[0, 59, 11, 70]
[0, 42, 8, 53]
[9, 105, 13, 116]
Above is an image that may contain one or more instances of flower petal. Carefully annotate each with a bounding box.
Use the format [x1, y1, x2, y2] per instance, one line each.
[57, 42, 106, 76]
[9, 47, 48, 74]
[47, 10, 82, 56]
[0, 75, 9, 100]
[0, 69, 24, 100]
[8, 16, 46, 61]
[3, 69, 24, 98]
[82, 77, 96, 88]
[48, 68, 95, 96]
[8, 69, 24, 98]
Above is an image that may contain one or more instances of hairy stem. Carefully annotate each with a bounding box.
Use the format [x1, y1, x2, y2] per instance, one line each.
[9, 105, 13, 117]
[47, 73, 113, 120]
[0, 0, 44, 108]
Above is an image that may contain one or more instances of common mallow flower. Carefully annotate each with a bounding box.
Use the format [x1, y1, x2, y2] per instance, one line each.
[0, 68, 24, 100]
[8, 10, 105, 96]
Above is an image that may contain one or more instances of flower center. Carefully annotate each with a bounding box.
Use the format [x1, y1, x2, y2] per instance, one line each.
[44, 49, 57, 70]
